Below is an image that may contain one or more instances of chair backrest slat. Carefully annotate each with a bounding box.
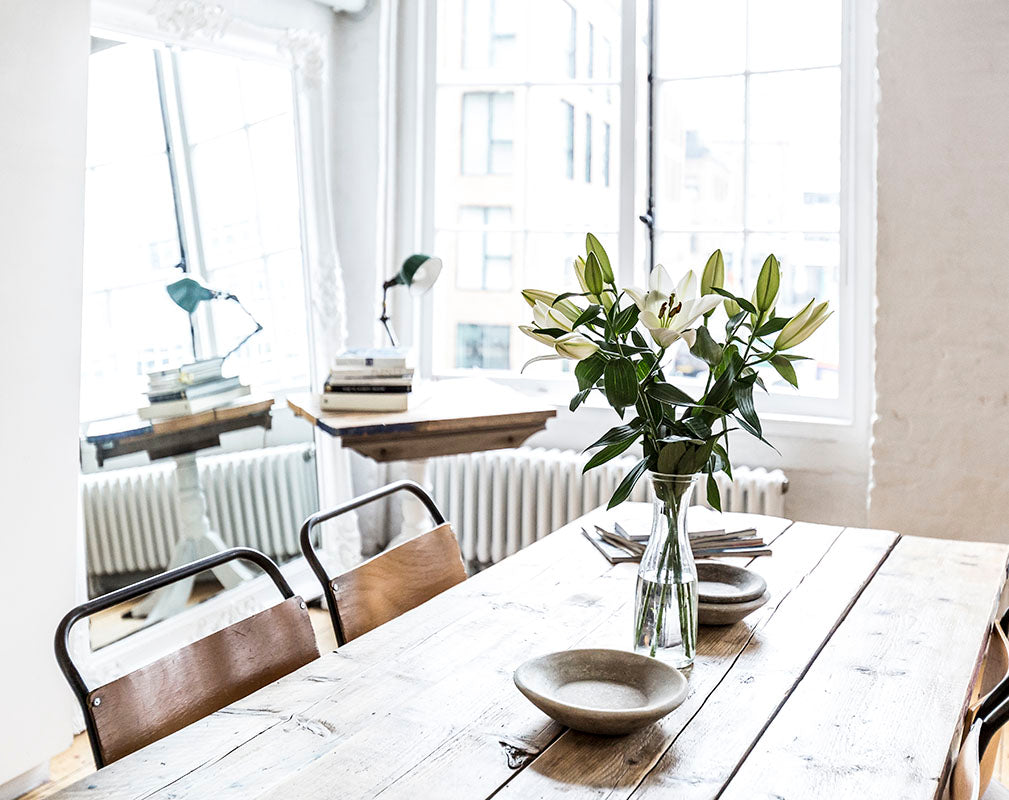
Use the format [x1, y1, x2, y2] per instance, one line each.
[331, 523, 466, 644]
[88, 596, 317, 765]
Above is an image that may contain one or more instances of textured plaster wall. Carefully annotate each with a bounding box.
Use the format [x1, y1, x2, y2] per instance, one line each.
[871, 0, 1009, 541]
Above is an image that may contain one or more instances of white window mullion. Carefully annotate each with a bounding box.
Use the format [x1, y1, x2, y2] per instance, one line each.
[617, 0, 639, 287]
[160, 48, 217, 360]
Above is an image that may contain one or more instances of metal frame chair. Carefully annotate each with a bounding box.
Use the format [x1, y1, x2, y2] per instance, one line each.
[299, 480, 448, 646]
[55, 547, 313, 768]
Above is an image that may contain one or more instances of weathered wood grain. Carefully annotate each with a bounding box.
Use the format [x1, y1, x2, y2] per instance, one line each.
[719, 536, 1009, 800]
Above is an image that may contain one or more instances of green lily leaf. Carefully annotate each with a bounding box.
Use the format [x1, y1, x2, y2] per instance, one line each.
[574, 352, 606, 391]
[604, 357, 638, 410]
[608, 458, 650, 508]
[571, 304, 602, 329]
[689, 325, 722, 367]
[706, 472, 722, 512]
[584, 433, 641, 472]
[769, 354, 799, 388]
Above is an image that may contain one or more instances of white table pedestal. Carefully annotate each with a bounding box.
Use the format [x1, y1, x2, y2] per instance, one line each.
[130, 453, 253, 623]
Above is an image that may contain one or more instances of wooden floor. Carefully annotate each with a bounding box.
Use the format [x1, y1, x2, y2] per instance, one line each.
[21, 598, 337, 800]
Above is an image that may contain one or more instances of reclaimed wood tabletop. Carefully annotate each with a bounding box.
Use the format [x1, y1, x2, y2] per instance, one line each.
[51, 504, 1009, 799]
[287, 378, 556, 462]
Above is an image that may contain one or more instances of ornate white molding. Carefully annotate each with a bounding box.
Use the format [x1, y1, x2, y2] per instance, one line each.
[279, 28, 325, 88]
[151, 0, 231, 40]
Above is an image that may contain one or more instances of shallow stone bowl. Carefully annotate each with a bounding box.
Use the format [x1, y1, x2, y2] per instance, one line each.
[514, 648, 688, 735]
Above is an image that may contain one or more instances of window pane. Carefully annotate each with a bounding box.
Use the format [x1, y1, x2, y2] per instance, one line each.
[176, 50, 244, 144]
[656, 77, 745, 231]
[86, 44, 169, 165]
[747, 69, 840, 231]
[656, 0, 746, 79]
[747, 0, 841, 71]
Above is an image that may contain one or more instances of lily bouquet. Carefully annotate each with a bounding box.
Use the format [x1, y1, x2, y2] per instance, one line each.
[519, 234, 830, 665]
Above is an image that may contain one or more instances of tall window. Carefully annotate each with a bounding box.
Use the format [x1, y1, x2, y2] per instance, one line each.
[461, 91, 514, 175]
[425, 0, 866, 417]
[653, 1, 843, 399]
[432, 0, 621, 376]
[81, 39, 309, 422]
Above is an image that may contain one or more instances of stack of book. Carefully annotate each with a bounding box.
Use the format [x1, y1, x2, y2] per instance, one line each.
[139, 357, 250, 420]
[321, 348, 413, 412]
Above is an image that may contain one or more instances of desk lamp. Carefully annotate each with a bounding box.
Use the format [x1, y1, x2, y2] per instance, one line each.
[379, 254, 442, 346]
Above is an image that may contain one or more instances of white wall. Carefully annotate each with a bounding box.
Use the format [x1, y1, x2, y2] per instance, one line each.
[871, 0, 1009, 542]
[0, 0, 89, 794]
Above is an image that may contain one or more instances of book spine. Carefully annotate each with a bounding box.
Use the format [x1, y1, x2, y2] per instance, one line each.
[323, 385, 412, 394]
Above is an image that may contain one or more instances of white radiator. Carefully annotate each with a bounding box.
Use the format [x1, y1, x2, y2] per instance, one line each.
[81, 443, 318, 577]
[429, 447, 787, 569]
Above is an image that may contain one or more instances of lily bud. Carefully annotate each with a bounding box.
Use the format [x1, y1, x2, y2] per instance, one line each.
[521, 289, 581, 322]
[700, 249, 725, 296]
[584, 252, 605, 295]
[585, 233, 614, 283]
[755, 254, 780, 313]
[724, 297, 741, 317]
[554, 333, 600, 360]
[775, 300, 832, 350]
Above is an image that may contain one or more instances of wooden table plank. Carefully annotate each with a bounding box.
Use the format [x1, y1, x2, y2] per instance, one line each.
[719, 535, 1009, 800]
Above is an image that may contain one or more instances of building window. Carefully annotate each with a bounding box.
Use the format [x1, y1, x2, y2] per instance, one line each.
[603, 122, 611, 187]
[457, 206, 512, 291]
[584, 113, 592, 182]
[562, 101, 575, 179]
[461, 91, 514, 175]
[462, 0, 518, 70]
[456, 324, 510, 369]
[588, 22, 595, 79]
[81, 39, 309, 422]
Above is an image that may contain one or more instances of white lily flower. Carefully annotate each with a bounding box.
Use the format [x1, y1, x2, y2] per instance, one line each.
[625, 265, 723, 349]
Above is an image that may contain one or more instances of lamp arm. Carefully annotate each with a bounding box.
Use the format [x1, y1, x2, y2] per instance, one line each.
[379, 281, 398, 347]
[220, 293, 264, 361]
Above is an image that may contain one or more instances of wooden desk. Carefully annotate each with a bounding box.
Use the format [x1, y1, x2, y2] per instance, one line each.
[84, 397, 274, 621]
[287, 378, 556, 462]
[51, 506, 1009, 799]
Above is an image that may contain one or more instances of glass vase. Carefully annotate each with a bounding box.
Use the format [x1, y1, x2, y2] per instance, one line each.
[633, 472, 699, 668]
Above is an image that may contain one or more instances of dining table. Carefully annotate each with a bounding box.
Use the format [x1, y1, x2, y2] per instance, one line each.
[51, 504, 1009, 799]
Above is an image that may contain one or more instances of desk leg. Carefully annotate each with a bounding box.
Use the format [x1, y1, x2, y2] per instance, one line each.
[399, 459, 432, 542]
[130, 453, 253, 623]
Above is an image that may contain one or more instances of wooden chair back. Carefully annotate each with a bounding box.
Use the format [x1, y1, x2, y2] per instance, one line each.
[330, 522, 467, 643]
[300, 480, 466, 645]
[55, 548, 319, 767]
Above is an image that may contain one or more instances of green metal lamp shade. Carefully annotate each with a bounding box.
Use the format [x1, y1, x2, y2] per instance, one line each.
[167, 278, 216, 314]
[393, 254, 443, 296]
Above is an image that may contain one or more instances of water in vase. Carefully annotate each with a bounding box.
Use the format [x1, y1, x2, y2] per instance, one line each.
[633, 570, 698, 668]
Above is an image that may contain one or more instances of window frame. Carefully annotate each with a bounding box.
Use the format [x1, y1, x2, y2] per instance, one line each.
[81, 32, 313, 424]
[405, 0, 875, 435]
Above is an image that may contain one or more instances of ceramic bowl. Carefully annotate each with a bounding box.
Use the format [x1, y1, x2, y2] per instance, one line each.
[514, 648, 688, 735]
[696, 562, 767, 604]
[698, 590, 771, 626]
